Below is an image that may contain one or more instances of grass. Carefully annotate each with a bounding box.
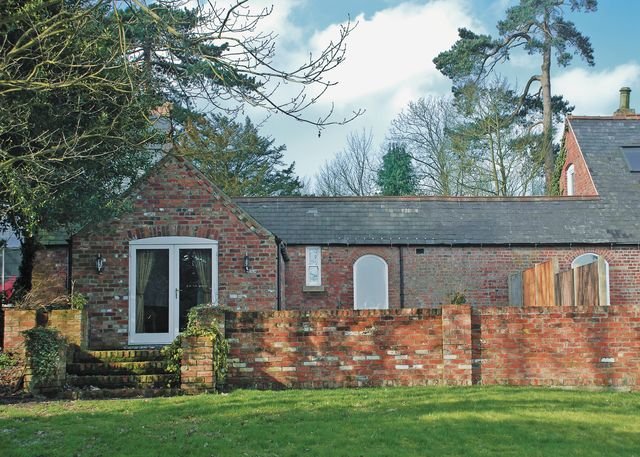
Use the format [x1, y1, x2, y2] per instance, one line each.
[1, 386, 639, 456]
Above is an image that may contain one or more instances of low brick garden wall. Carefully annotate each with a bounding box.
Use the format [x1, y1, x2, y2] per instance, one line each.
[224, 306, 471, 389]
[220, 305, 640, 390]
[473, 306, 640, 388]
[2, 308, 86, 356]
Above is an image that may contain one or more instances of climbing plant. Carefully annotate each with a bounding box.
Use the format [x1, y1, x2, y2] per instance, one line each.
[162, 306, 229, 388]
[22, 327, 67, 388]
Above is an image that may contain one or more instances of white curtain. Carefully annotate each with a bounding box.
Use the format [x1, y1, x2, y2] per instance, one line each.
[136, 250, 155, 332]
[193, 250, 212, 305]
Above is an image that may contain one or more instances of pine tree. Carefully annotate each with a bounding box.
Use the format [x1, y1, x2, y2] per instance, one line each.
[377, 144, 418, 196]
[433, 0, 597, 192]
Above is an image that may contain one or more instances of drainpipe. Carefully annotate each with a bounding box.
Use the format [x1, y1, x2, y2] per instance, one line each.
[398, 245, 405, 308]
[67, 237, 73, 292]
[276, 241, 281, 311]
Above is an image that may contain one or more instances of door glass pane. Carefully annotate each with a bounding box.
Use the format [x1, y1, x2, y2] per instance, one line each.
[136, 249, 169, 333]
[179, 249, 212, 331]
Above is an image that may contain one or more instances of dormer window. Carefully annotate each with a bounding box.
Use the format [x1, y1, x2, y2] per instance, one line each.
[566, 164, 575, 196]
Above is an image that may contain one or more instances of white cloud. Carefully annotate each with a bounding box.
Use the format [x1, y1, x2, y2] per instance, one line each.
[554, 63, 640, 115]
[250, 0, 481, 180]
[301, 0, 481, 104]
[248, 0, 306, 45]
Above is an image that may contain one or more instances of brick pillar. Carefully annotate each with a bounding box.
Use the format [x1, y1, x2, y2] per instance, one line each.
[2, 309, 37, 356]
[180, 336, 215, 394]
[441, 305, 472, 386]
[48, 309, 88, 350]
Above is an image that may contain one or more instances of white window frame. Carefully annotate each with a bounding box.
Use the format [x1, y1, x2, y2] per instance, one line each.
[566, 164, 575, 196]
[129, 236, 218, 345]
[353, 254, 389, 310]
[305, 246, 322, 287]
[571, 253, 610, 306]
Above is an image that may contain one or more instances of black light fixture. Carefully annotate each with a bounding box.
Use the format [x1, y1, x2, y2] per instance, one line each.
[243, 252, 251, 272]
[96, 253, 106, 274]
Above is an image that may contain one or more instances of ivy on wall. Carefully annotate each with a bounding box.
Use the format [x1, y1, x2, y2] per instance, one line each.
[550, 138, 568, 196]
[162, 306, 229, 388]
[22, 327, 67, 387]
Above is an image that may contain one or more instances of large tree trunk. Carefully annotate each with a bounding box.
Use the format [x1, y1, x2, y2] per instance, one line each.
[541, 12, 554, 194]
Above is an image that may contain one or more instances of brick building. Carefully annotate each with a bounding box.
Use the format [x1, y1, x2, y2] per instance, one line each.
[30, 93, 640, 349]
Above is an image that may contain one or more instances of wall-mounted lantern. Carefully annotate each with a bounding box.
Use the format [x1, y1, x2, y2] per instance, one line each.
[96, 253, 106, 274]
[243, 252, 251, 273]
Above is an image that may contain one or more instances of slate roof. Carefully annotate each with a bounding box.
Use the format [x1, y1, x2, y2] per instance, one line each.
[235, 117, 640, 246]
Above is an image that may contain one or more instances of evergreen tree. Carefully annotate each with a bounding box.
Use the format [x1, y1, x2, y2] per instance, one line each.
[433, 0, 597, 192]
[177, 115, 303, 197]
[376, 144, 418, 196]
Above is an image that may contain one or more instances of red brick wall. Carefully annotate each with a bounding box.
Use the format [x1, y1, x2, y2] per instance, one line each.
[284, 246, 401, 310]
[2, 309, 37, 355]
[473, 306, 640, 388]
[561, 125, 597, 196]
[283, 245, 640, 309]
[224, 305, 640, 390]
[2, 309, 85, 354]
[225, 308, 450, 389]
[31, 246, 68, 304]
[72, 158, 279, 349]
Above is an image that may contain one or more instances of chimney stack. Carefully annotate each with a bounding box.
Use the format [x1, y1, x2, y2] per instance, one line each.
[614, 87, 635, 116]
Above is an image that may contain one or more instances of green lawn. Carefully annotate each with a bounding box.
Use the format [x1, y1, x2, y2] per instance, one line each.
[1, 387, 639, 457]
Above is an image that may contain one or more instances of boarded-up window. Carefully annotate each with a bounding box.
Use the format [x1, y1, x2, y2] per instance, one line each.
[566, 164, 575, 196]
[354, 255, 388, 310]
[305, 246, 321, 286]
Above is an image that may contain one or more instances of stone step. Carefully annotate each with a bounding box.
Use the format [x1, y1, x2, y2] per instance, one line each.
[73, 349, 165, 363]
[67, 361, 169, 376]
[59, 387, 182, 400]
[67, 374, 175, 389]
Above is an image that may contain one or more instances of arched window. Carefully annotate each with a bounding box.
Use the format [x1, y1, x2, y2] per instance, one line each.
[571, 253, 609, 306]
[353, 255, 388, 310]
[566, 164, 575, 196]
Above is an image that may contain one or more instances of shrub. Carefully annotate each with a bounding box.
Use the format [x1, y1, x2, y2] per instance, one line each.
[13, 278, 86, 310]
[0, 351, 17, 370]
[162, 306, 229, 389]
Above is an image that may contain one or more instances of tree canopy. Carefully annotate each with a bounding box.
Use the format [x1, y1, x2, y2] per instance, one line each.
[1, 0, 156, 234]
[176, 115, 303, 197]
[315, 130, 378, 196]
[1, 0, 358, 234]
[433, 0, 597, 191]
[376, 144, 418, 196]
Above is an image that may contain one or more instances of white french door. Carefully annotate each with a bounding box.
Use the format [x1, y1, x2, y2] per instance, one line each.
[128, 237, 218, 345]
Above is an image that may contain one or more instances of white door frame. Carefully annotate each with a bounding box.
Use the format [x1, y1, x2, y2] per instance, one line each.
[128, 237, 218, 345]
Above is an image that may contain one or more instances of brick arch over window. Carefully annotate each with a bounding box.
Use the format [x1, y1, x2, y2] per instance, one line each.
[353, 254, 389, 310]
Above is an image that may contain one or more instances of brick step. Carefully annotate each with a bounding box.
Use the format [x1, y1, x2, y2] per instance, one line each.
[67, 361, 169, 376]
[67, 374, 174, 389]
[73, 349, 165, 363]
[59, 387, 182, 400]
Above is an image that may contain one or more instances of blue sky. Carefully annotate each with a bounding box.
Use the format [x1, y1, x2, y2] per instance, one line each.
[242, 0, 640, 183]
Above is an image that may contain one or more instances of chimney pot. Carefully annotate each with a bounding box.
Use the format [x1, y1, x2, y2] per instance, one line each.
[615, 87, 635, 116]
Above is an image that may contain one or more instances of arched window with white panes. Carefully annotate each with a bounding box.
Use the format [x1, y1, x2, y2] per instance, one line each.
[353, 255, 388, 310]
[566, 164, 575, 196]
[571, 253, 610, 306]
